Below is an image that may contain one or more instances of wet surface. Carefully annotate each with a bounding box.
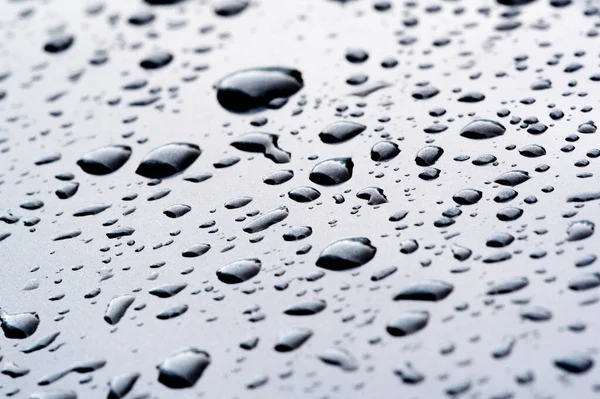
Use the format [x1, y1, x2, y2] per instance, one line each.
[1, 0, 600, 398]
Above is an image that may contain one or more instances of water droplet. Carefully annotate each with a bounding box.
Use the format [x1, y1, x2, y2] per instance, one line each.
[263, 170, 293, 185]
[452, 189, 482, 205]
[554, 354, 594, 374]
[149, 283, 187, 298]
[231, 132, 291, 163]
[22, 332, 60, 354]
[104, 295, 135, 325]
[243, 206, 289, 233]
[387, 310, 430, 337]
[274, 328, 313, 352]
[157, 348, 210, 388]
[217, 258, 261, 283]
[215, 67, 303, 113]
[282, 226, 313, 241]
[393, 280, 454, 301]
[319, 121, 366, 144]
[108, 372, 140, 399]
[371, 141, 400, 161]
[415, 146, 444, 166]
[288, 186, 321, 202]
[136, 143, 201, 178]
[213, 0, 249, 17]
[495, 170, 530, 186]
[163, 204, 191, 218]
[486, 277, 529, 295]
[316, 237, 376, 270]
[309, 157, 354, 186]
[77, 145, 132, 175]
[140, 51, 173, 69]
[0, 309, 40, 339]
[520, 306, 552, 322]
[318, 347, 358, 371]
[284, 299, 326, 315]
[460, 119, 506, 140]
[566, 221, 594, 241]
[44, 35, 74, 53]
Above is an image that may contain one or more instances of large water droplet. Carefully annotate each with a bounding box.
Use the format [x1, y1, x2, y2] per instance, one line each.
[566, 221, 595, 241]
[77, 145, 132, 175]
[284, 299, 326, 315]
[243, 206, 289, 233]
[318, 347, 358, 371]
[309, 157, 354, 186]
[319, 121, 366, 144]
[231, 133, 290, 163]
[393, 280, 454, 301]
[371, 141, 400, 161]
[554, 354, 594, 374]
[316, 237, 376, 270]
[387, 310, 430, 337]
[415, 146, 444, 166]
[452, 189, 482, 205]
[215, 67, 303, 113]
[136, 143, 201, 178]
[274, 328, 313, 352]
[104, 295, 135, 325]
[157, 348, 210, 388]
[217, 258, 261, 283]
[460, 119, 506, 139]
[486, 277, 529, 295]
[44, 35, 74, 53]
[0, 309, 40, 339]
[108, 372, 140, 399]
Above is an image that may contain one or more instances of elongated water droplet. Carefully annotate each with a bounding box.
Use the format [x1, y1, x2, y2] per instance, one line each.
[387, 310, 430, 337]
[215, 67, 303, 113]
[136, 143, 201, 178]
[316, 237, 376, 270]
[231, 132, 290, 163]
[217, 258, 261, 283]
[77, 145, 132, 175]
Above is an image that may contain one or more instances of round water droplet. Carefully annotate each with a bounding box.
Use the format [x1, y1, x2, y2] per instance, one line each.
[309, 157, 354, 186]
